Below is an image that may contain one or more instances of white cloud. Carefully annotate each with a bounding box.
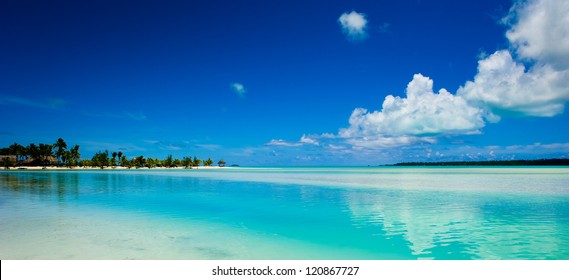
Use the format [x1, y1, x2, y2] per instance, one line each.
[267, 0, 569, 157]
[441, 142, 569, 161]
[230, 83, 246, 97]
[338, 11, 368, 41]
[266, 134, 320, 147]
[346, 135, 436, 150]
[458, 50, 569, 117]
[299, 134, 319, 145]
[337, 0, 569, 150]
[505, 0, 569, 70]
[339, 74, 485, 144]
[459, 0, 569, 117]
[266, 139, 302, 147]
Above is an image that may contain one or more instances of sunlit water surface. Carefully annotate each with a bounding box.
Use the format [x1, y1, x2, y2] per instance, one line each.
[1, 167, 568, 259]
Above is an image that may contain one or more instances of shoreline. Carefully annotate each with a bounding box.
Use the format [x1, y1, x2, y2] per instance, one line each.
[1, 166, 225, 171]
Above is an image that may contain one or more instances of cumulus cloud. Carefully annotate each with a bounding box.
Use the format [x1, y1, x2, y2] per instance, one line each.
[230, 82, 246, 97]
[338, 11, 368, 41]
[340, 0, 569, 149]
[459, 0, 569, 117]
[268, 0, 569, 157]
[339, 74, 485, 148]
[505, 0, 569, 70]
[458, 50, 569, 117]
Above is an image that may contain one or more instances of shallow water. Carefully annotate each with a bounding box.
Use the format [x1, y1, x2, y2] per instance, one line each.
[1, 167, 568, 259]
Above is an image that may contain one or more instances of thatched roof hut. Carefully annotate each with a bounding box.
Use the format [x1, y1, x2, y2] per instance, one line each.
[20, 156, 60, 165]
[0, 155, 17, 162]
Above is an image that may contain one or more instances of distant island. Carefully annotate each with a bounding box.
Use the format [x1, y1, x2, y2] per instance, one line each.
[392, 158, 569, 166]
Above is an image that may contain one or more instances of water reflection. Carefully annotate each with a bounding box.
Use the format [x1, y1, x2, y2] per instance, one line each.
[1, 172, 80, 202]
[344, 189, 569, 259]
[1, 170, 568, 259]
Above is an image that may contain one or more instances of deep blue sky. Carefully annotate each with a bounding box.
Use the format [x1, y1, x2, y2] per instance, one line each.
[1, 0, 568, 165]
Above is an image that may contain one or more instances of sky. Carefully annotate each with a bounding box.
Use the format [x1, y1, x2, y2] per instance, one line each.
[1, 0, 569, 166]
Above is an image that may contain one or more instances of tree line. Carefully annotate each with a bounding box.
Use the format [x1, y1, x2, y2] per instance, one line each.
[1, 138, 227, 169]
[392, 158, 569, 166]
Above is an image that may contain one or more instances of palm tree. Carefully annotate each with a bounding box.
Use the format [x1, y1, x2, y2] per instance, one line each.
[218, 159, 226, 167]
[204, 158, 214, 166]
[2, 157, 15, 169]
[111, 152, 118, 166]
[117, 151, 123, 165]
[9, 143, 25, 162]
[39, 143, 54, 166]
[192, 156, 201, 168]
[139, 156, 146, 168]
[70, 145, 81, 166]
[164, 155, 173, 168]
[53, 138, 68, 165]
[120, 155, 130, 168]
[133, 156, 146, 168]
[92, 150, 109, 169]
[62, 151, 72, 167]
[146, 157, 155, 168]
[182, 157, 192, 169]
[27, 143, 40, 163]
[81, 159, 92, 167]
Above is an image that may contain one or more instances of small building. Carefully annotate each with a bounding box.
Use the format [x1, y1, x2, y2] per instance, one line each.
[18, 156, 60, 165]
[0, 155, 17, 162]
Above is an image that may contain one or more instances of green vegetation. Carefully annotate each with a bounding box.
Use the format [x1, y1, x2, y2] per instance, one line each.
[0, 138, 229, 169]
[393, 158, 569, 166]
[1, 157, 15, 169]
[203, 158, 214, 167]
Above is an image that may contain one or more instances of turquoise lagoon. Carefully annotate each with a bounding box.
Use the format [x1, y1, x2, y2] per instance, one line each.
[1, 167, 568, 259]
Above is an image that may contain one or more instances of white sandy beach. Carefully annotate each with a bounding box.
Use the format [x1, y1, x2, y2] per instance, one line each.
[2, 166, 224, 171]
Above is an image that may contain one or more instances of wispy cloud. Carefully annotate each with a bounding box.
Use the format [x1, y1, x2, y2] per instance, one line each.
[417, 142, 569, 162]
[144, 140, 221, 152]
[123, 112, 147, 121]
[0, 96, 66, 110]
[378, 22, 391, 33]
[338, 11, 368, 41]
[195, 144, 222, 150]
[81, 141, 147, 153]
[264, 135, 569, 165]
[299, 135, 319, 145]
[230, 83, 246, 98]
[144, 140, 188, 151]
[85, 112, 148, 121]
[266, 139, 302, 147]
[266, 134, 320, 147]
